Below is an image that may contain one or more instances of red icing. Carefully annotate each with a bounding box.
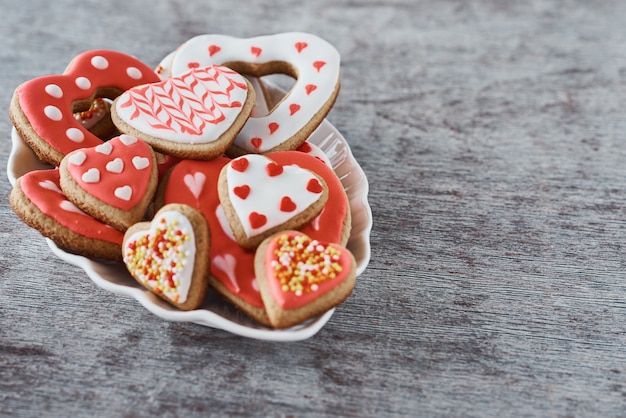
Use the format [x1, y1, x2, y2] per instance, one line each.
[295, 42, 308, 53]
[289, 104, 301, 116]
[19, 169, 123, 244]
[17, 50, 160, 159]
[313, 61, 326, 72]
[251, 46, 262, 57]
[266, 162, 283, 177]
[231, 157, 249, 172]
[305, 84, 317, 95]
[161, 151, 348, 310]
[233, 185, 250, 200]
[306, 178, 324, 194]
[297, 142, 312, 153]
[264, 232, 352, 309]
[208, 45, 221, 56]
[249, 212, 267, 229]
[268, 122, 279, 135]
[65, 135, 155, 210]
[251, 137, 263, 150]
[280, 196, 297, 212]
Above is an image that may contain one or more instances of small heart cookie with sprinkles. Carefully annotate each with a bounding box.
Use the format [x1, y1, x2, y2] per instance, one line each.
[111, 64, 255, 160]
[254, 231, 356, 329]
[59, 134, 158, 231]
[217, 153, 329, 249]
[9, 50, 161, 166]
[122, 204, 211, 311]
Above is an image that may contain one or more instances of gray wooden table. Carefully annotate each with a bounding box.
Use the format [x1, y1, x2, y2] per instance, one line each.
[2, 1, 626, 417]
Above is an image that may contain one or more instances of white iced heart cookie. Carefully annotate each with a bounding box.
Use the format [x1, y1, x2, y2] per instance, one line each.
[112, 64, 255, 160]
[217, 153, 329, 249]
[168, 32, 341, 156]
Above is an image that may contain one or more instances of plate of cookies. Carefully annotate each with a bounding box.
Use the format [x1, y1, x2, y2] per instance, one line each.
[6, 33, 372, 341]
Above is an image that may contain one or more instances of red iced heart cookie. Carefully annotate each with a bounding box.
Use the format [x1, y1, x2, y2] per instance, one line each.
[123, 204, 210, 311]
[9, 50, 161, 166]
[9, 169, 124, 261]
[59, 135, 158, 231]
[254, 231, 356, 329]
[217, 154, 328, 249]
[112, 64, 255, 160]
[168, 32, 341, 155]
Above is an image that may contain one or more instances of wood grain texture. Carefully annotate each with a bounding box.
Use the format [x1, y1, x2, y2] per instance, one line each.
[1, 0, 626, 416]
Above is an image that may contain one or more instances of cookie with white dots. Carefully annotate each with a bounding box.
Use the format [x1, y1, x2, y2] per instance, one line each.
[122, 204, 211, 311]
[59, 135, 158, 231]
[254, 230, 356, 329]
[9, 50, 161, 166]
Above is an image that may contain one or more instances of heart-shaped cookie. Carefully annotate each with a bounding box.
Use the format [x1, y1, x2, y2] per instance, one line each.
[123, 204, 210, 310]
[254, 231, 356, 329]
[112, 64, 255, 160]
[168, 32, 340, 155]
[59, 134, 158, 231]
[9, 169, 124, 261]
[217, 154, 328, 249]
[9, 50, 161, 166]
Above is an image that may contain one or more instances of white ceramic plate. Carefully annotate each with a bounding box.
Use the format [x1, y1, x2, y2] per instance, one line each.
[6, 86, 372, 342]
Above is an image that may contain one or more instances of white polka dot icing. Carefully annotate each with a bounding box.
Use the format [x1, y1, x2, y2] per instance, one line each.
[90, 56, 109, 70]
[75, 77, 91, 90]
[126, 67, 142, 80]
[44, 105, 63, 121]
[66, 128, 85, 143]
[45, 84, 63, 98]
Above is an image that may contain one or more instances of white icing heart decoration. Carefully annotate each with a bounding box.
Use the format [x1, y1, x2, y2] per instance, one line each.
[106, 158, 124, 173]
[60, 199, 86, 215]
[132, 156, 150, 170]
[39, 180, 63, 193]
[69, 151, 87, 166]
[81, 168, 100, 183]
[114, 185, 133, 201]
[183, 172, 206, 200]
[212, 253, 240, 292]
[95, 142, 113, 155]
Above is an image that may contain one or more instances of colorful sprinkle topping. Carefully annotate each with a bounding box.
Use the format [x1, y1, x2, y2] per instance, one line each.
[270, 233, 343, 296]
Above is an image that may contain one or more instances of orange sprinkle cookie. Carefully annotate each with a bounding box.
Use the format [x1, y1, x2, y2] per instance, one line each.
[254, 231, 356, 329]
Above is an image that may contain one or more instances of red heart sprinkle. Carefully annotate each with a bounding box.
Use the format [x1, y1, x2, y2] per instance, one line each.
[297, 142, 312, 153]
[295, 42, 308, 53]
[208, 45, 221, 56]
[313, 61, 326, 72]
[280, 196, 297, 212]
[231, 157, 249, 172]
[188, 62, 200, 69]
[233, 185, 251, 200]
[306, 178, 323, 194]
[269, 122, 279, 134]
[266, 162, 284, 177]
[249, 212, 267, 229]
[251, 137, 263, 149]
[251, 46, 262, 57]
[305, 84, 317, 95]
[289, 103, 301, 116]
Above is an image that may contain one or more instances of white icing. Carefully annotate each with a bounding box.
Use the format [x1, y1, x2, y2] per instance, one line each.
[106, 158, 124, 173]
[44, 105, 63, 121]
[66, 128, 85, 143]
[114, 185, 132, 201]
[81, 168, 100, 183]
[119, 134, 138, 146]
[91, 56, 109, 70]
[39, 180, 63, 193]
[45, 84, 63, 98]
[183, 172, 206, 199]
[95, 142, 113, 155]
[123, 210, 196, 303]
[226, 154, 324, 237]
[126, 67, 142, 80]
[212, 254, 240, 292]
[169, 32, 340, 153]
[75, 77, 91, 90]
[131, 156, 150, 170]
[114, 65, 249, 144]
[68, 151, 87, 166]
[60, 200, 86, 215]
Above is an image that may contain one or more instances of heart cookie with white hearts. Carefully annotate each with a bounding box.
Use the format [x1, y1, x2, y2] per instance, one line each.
[217, 153, 329, 249]
[9, 169, 124, 261]
[254, 231, 356, 329]
[123, 204, 211, 311]
[112, 64, 255, 160]
[168, 32, 341, 156]
[59, 134, 158, 231]
[9, 50, 161, 166]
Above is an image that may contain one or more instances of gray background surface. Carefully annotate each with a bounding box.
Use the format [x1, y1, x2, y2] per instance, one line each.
[1, 1, 625, 416]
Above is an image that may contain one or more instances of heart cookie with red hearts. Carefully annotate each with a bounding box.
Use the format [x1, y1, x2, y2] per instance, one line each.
[254, 231, 356, 329]
[123, 204, 211, 311]
[59, 134, 158, 231]
[112, 64, 255, 160]
[217, 153, 328, 249]
[168, 32, 340, 156]
[9, 50, 161, 166]
[9, 169, 124, 261]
